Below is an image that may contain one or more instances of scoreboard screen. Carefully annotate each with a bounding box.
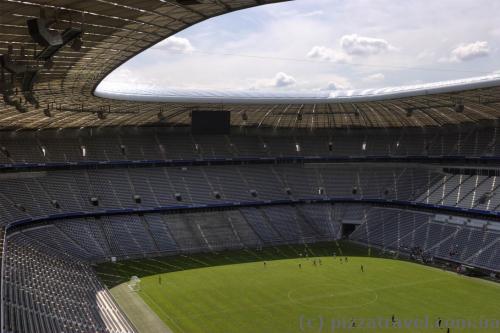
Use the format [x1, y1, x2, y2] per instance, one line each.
[191, 111, 231, 135]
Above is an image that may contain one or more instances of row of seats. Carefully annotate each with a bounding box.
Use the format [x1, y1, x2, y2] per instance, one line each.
[2, 233, 135, 333]
[0, 126, 499, 163]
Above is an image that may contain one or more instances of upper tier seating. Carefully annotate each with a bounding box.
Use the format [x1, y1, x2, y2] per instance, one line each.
[1, 126, 500, 164]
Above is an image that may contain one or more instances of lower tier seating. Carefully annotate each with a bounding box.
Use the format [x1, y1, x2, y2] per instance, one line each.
[1, 203, 498, 333]
[16, 205, 342, 262]
[350, 208, 500, 271]
[2, 233, 135, 333]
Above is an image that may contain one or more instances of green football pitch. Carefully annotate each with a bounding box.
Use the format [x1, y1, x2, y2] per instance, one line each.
[96, 242, 500, 333]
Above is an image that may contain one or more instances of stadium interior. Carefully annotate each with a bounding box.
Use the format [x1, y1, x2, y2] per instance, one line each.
[0, 0, 499, 332]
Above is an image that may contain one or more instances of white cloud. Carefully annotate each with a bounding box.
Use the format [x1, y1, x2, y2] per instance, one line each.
[447, 41, 490, 62]
[321, 77, 352, 91]
[323, 82, 341, 90]
[274, 72, 296, 87]
[306, 46, 350, 63]
[323, 82, 345, 91]
[252, 72, 297, 89]
[154, 36, 194, 54]
[363, 73, 385, 82]
[340, 34, 396, 56]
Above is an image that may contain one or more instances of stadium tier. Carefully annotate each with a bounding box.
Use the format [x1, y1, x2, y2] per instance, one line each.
[3, 233, 135, 333]
[0, 130, 499, 332]
[0, 126, 500, 164]
[1, 1, 500, 332]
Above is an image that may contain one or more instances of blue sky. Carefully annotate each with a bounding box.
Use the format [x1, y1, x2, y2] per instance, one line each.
[100, 0, 500, 92]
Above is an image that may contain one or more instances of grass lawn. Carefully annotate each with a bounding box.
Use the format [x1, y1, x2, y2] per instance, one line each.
[97, 243, 500, 333]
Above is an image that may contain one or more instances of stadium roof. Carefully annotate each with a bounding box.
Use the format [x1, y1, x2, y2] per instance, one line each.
[97, 74, 500, 104]
[1, 0, 500, 130]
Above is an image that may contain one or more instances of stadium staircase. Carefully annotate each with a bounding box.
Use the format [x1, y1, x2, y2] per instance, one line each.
[294, 206, 323, 236]
[260, 209, 286, 240]
[0, 226, 4, 267]
[426, 227, 462, 254]
[225, 212, 244, 246]
[140, 215, 161, 253]
[466, 235, 498, 261]
[456, 176, 490, 208]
